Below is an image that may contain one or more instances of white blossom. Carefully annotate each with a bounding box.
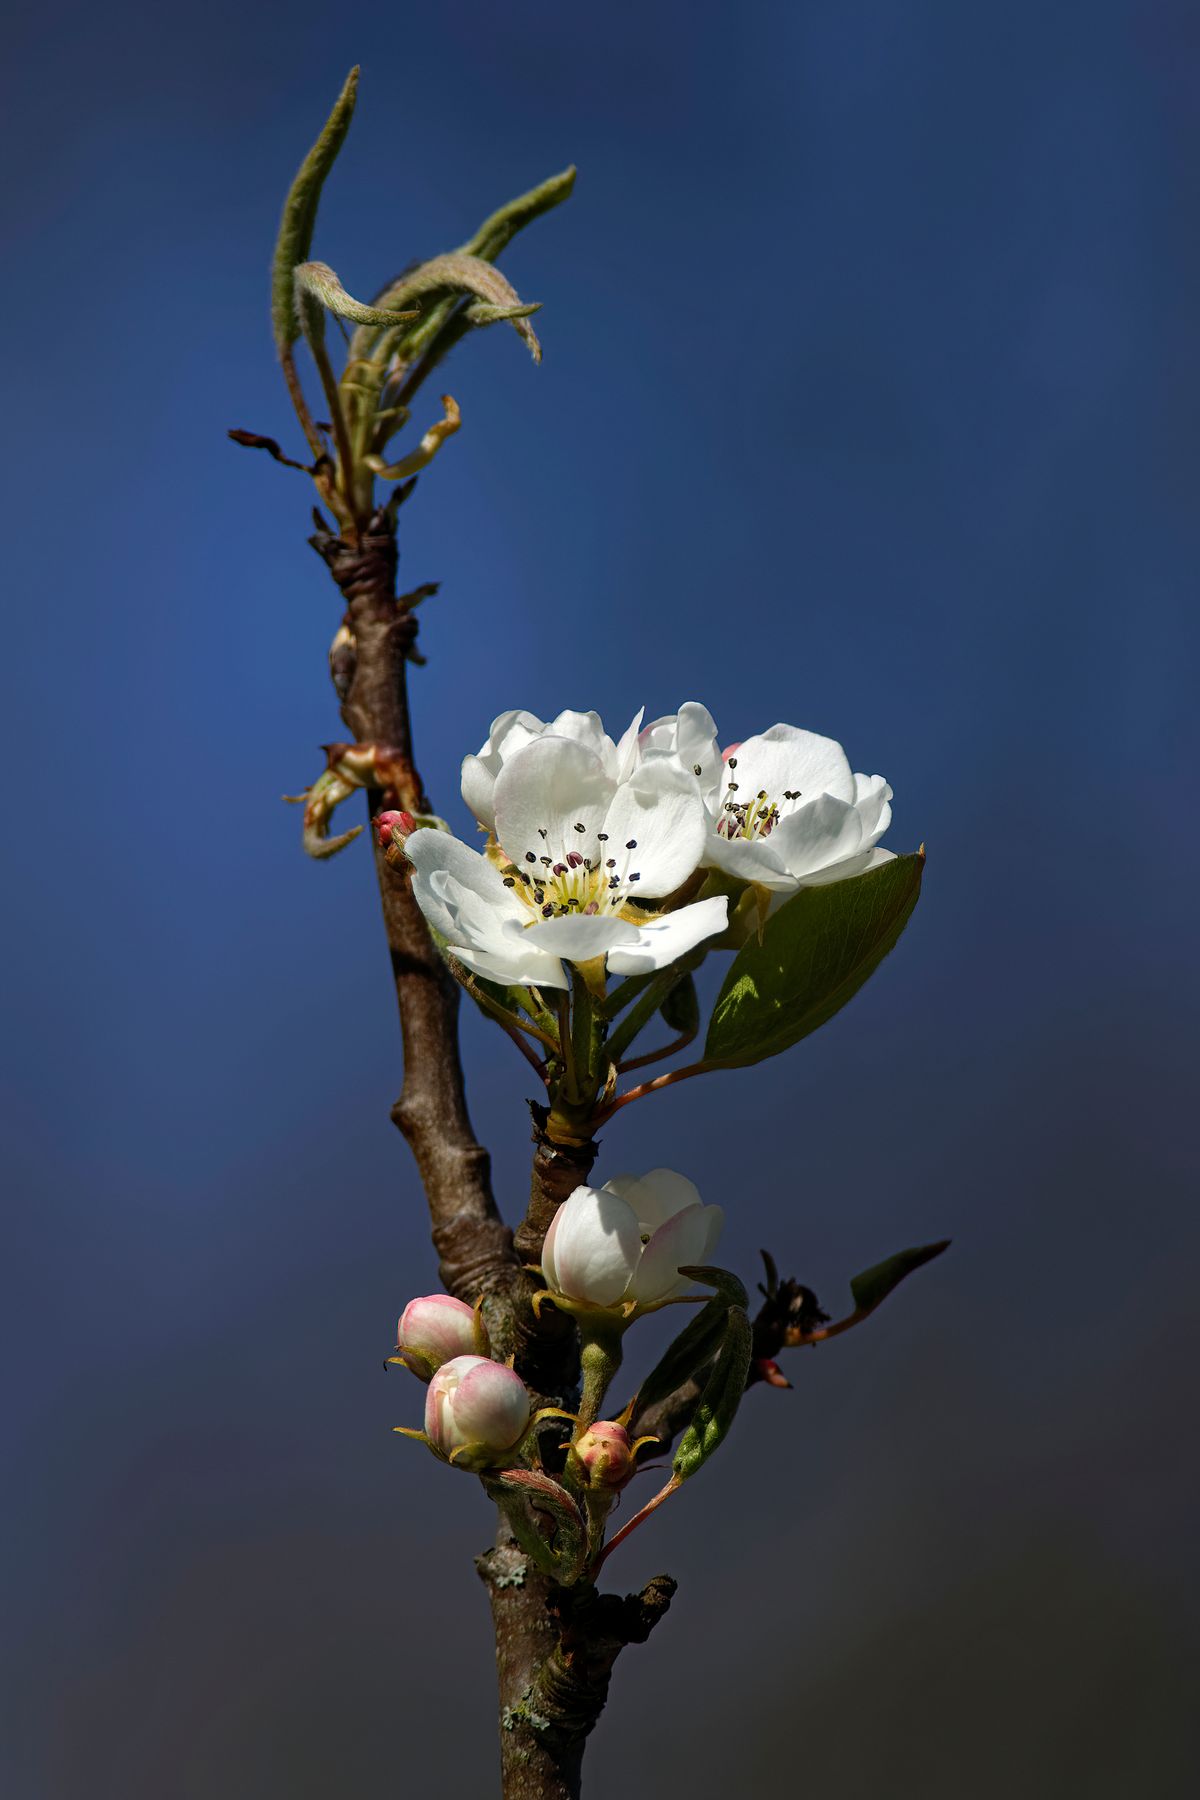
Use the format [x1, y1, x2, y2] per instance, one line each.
[642, 709, 894, 899]
[540, 1170, 724, 1309]
[406, 733, 727, 990]
[462, 707, 644, 835]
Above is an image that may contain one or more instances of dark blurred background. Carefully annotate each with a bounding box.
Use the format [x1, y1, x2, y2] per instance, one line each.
[3, 2, 1198, 1794]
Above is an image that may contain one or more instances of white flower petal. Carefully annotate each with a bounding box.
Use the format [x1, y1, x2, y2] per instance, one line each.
[550, 1186, 642, 1306]
[790, 845, 896, 888]
[699, 1204, 725, 1264]
[449, 1357, 530, 1448]
[641, 702, 722, 801]
[446, 937, 569, 991]
[606, 895, 728, 976]
[494, 736, 616, 871]
[770, 792, 864, 878]
[726, 725, 855, 808]
[460, 709, 546, 831]
[629, 1204, 714, 1303]
[853, 773, 893, 845]
[428, 867, 528, 942]
[612, 707, 646, 784]
[547, 710, 613, 765]
[406, 830, 524, 939]
[540, 1200, 565, 1291]
[523, 914, 640, 961]
[599, 759, 706, 896]
[703, 831, 793, 889]
[602, 1168, 703, 1232]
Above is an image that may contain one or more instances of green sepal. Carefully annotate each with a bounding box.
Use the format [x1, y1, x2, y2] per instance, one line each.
[635, 1265, 748, 1419]
[271, 67, 359, 352]
[486, 1469, 588, 1585]
[703, 852, 925, 1069]
[672, 1305, 753, 1482]
[849, 1240, 951, 1315]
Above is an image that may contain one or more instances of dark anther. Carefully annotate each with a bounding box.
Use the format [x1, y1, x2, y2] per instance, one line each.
[525, 852, 536, 863]
[626, 839, 637, 849]
[573, 822, 586, 833]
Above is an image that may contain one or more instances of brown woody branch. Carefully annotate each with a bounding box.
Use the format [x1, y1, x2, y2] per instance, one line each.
[478, 1529, 675, 1800]
[312, 511, 522, 1323]
[311, 504, 661, 1799]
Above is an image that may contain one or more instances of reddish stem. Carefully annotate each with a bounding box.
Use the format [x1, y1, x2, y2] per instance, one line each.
[591, 1474, 682, 1575]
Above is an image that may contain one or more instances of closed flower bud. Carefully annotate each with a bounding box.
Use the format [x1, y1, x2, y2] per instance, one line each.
[425, 1355, 531, 1468]
[394, 1294, 478, 1381]
[571, 1421, 636, 1489]
[376, 809, 416, 847]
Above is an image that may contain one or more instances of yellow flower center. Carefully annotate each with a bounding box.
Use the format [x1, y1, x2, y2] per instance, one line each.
[492, 823, 646, 924]
[716, 755, 803, 842]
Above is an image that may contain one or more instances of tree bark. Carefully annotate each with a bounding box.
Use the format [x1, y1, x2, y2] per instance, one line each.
[311, 510, 670, 1794]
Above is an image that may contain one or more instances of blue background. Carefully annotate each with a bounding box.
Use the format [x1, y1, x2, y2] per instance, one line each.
[3, 2, 1198, 1794]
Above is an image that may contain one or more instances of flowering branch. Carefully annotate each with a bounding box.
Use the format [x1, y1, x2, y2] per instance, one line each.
[238, 66, 947, 1800]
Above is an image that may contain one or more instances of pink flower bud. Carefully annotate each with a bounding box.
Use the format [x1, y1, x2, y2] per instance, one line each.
[721, 741, 741, 763]
[425, 1355, 531, 1466]
[394, 1294, 478, 1381]
[375, 809, 416, 848]
[572, 1420, 636, 1489]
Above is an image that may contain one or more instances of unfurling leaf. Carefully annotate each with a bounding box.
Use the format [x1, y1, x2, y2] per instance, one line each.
[487, 1469, 588, 1585]
[849, 1240, 951, 1315]
[271, 67, 359, 352]
[460, 165, 577, 263]
[703, 852, 924, 1069]
[635, 1265, 747, 1418]
[358, 252, 544, 363]
[294, 261, 421, 333]
[672, 1305, 753, 1482]
[676, 1266, 749, 1310]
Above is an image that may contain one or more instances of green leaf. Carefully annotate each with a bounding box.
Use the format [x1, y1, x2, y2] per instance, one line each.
[460, 166, 577, 263]
[293, 261, 420, 330]
[271, 67, 359, 352]
[487, 1470, 588, 1585]
[343, 168, 577, 407]
[849, 1240, 951, 1314]
[660, 971, 699, 1036]
[673, 1306, 753, 1482]
[676, 1265, 749, 1310]
[360, 252, 544, 363]
[703, 852, 924, 1069]
[635, 1265, 748, 1418]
